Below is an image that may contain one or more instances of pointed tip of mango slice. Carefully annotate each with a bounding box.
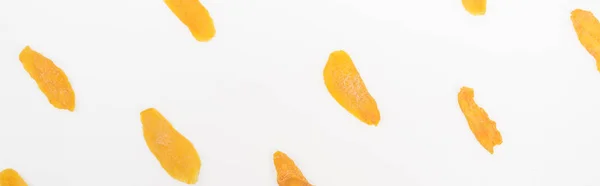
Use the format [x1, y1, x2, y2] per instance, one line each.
[0, 168, 28, 186]
[273, 151, 312, 186]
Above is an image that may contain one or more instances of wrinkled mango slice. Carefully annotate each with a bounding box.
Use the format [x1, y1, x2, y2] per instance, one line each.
[458, 86, 502, 154]
[462, 0, 486, 16]
[323, 50, 380, 126]
[19, 46, 75, 111]
[141, 108, 201, 184]
[164, 0, 216, 42]
[273, 151, 312, 186]
[571, 9, 600, 72]
[0, 168, 28, 186]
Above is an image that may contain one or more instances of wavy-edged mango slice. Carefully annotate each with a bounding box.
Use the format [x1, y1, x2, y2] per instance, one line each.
[571, 9, 600, 72]
[19, 46, 75, 111]
[458, 86, 502, 154]
[462, 0, 486, 16]
[323, 50, 380, 126]
[164, 0, 216, 42]
[141, 108, 201, 184]
[273, 151, 312, 186]
[0, 168, 28, 186]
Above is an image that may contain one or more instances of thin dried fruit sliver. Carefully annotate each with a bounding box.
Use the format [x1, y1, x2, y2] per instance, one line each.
[164, 0, 216, 42]
[19, 46, 75, 111]
[0, 168, 27, 186]
[273, 151, 312, 186]
[323, 50, 380, 126]
[571, 9, 600, 72]
[141, 108, 201, 184]
[458, 86, 502, 154]
[462, 0, 486, 16]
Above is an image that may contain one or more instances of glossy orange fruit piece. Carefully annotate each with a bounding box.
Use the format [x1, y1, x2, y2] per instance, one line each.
[19, 46, 75, 111]
[141, 108, 201, 184]
[458, 86, 502, 154]
[0, 168, 28, 186]
[164, 0, 216, 42]
[273, 151, 312, 186]
[323, 50, 380, 126]
[462, 0, 486, 16]
[571, 9, 600, 72]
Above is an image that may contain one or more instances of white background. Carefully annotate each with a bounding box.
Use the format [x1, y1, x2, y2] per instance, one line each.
[1, 0, 600, 185]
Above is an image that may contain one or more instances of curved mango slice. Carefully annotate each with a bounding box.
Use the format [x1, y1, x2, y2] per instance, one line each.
[458, 86, 502, 154]
[273, 151, 312, 186]
[462, 0, 486, 16]
[571, 9, 600, 72]
[19, 46, 75, 111]
[164, 0, 216, 42]
[323, 50, 380, 126]
[141, 108, 201, 184]
[0, 168, 28, 186]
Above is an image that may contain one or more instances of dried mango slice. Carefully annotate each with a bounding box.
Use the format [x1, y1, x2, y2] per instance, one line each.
[18, 46, 75, 111]
[462, 0, 486, 16]
[571, 9, 600, 72]
[273, 151, 312, 186]
[458, 86, 502, 154]
[141, 108, 201, 184]
[164, 0, 216, 42]
[0, 168, 28, 186]
[323, 50, 380, 126]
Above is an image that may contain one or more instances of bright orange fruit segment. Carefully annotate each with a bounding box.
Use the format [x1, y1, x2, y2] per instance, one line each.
[164, 0, 216, 42]
[458, 86, 502, 154]
[19, 46, 75, 111]
[0, 168, 28, 186]
[462, 0, 486, 16]
[571, 9, 600, 72]
[141, 108, 201, 184]
[323, 50, 380, 126]
[273, 151, 312, 186]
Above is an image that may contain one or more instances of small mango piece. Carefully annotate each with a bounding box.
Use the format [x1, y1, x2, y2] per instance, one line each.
[571, 9, 600, 72]
[0, 168, 28, 186]
[19, 46, 75, 111]
[164, 0, 216, 42]
[141, 108, 201, 184]
[458, 86, 502, 154]
[462, 0, 486, 16]
[323, 50, 380, 126]
[273, 151, 312, 186]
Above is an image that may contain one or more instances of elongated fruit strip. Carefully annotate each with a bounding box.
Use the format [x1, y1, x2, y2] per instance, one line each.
[273, 151, 312, 186]
[458, 86, 502, 154]
[141, 108, 201, 184]
[19, 46, 75, 111]
[0, 168, 28, 186]
[571, 9, 600, 72]
[462, 0, 486, 16]
[323, 50, 380, 126]
[164, 0, 216, 42]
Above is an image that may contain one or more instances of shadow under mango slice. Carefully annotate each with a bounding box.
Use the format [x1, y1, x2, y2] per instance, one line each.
[571, 9, 600, 72]
[458, 86, 502, 154]
[18, 46, 75, 111]
[164, 0, 216, 42]
[462, 0, 486, 16]
[141, 108, 201, 184]
[273, 151, 312, 186]
[0, 168, 28, 186]
[323, 50, 380, 126]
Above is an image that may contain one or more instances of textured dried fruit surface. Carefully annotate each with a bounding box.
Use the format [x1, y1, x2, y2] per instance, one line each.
[0, 168, 27, 186]
[141, 108, 201, 184]
[19, 46, 75, 111]
[462, 0, 486, 16]
[165, 0, 215, 42]
[458, 87, 502, 154]
[273, 151, 312, 186]
[323, 50, 380, 126]
[571, 9, 600, 72]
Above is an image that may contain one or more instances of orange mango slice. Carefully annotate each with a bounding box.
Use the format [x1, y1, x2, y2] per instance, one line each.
[141, 108, 201, 184]
[323, 50, 380, 126]
[571, 9, 600, 72]
[0, 168, 28, 186]
[19, 46, 75, 111]
[458, 86, 502, 154]
[462, 0, 486, 16]
[164, 0, 216, 42]
[273, 151, 312, 186]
